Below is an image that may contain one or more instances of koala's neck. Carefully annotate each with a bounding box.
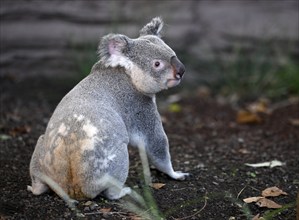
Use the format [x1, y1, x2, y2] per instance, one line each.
[91, 62, 155, 99]
[91, 64, 156, 103]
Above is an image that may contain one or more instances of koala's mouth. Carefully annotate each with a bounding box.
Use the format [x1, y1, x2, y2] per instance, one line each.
[166, 79, 181, 88]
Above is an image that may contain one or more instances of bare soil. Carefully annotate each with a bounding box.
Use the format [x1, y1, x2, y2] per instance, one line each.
[0, 76, 298, 220]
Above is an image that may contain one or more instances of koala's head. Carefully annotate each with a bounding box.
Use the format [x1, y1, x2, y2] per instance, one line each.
[98, 17, 185, 95]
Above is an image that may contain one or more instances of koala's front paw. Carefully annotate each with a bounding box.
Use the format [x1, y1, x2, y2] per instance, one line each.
[170, 171, 190, 180]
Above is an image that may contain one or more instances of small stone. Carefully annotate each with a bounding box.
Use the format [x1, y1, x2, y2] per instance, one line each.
[76, 212, 85, 218]
[90, 203, 99, 211]
[84, 201, 92, 206]
[84, 206, 90, 212]
[64, 212, 71, 218]
[237, 138, 244, 143]
[198, 187, 206, 193]
[195, 163, 205, 169]
[19, 190, 27, 198]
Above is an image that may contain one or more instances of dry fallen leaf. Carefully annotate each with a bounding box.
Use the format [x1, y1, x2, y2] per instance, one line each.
[251, 213, 264, 220]
[262, 186, 287, 197]
[289, 118, 299, 126]
[129, 214, 144, 220]
[244, 186, 287, 213]
[248, 99, 269, 114]
[99, 207, 111, 213]
[237, 110, 262, 124]
[239, 148, 250, 154]
[9, 125, 31, 137]
[151, 183, 166, 190]
[243, 196, 264, 203]
[245, 160, 285, 168]
[196, 86, 211, 98]
[256, 198, 282, 209]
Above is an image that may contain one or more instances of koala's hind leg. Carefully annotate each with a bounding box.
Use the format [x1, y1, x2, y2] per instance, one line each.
[82, 171, 131, 200]
[28, 135, 78, 208]
[101, 165, 132, 200]
[28, 173, 78, 208]
[28, 135, 49, 195]
[104, 186, 132, 200]
[81, 141, 131, 200]
[102, 150, 132, 200]
[27, 178, 49, 195]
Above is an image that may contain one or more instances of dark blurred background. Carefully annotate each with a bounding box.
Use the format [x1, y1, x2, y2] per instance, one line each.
[1, 0, 298, 101]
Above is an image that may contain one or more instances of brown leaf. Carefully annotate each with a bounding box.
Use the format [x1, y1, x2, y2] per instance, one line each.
[289, 118, 299, 126]
[252, 213, 262, 220]
[237, 110, 262, 124]
[261, 186, 287, 197]
[239, 148, 250, 154]
[9, 125, 31, 137]
[196, 86, 211, 98]
[99, 207, 111, 213]
[256, 198, 282, 209]
[243, 196, 264, 203]
[151, 183, 166, 190]
[248, 99, 269, 114]
[129, 214, 143, 220]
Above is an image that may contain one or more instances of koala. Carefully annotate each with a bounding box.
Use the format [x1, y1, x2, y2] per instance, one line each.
[28, 17, 188, 207]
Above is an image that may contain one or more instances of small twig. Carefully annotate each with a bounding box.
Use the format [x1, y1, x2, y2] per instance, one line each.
[171, 187, 188, 191]
[138, 207, 156, 219]
[237, 185, 247, 199]
[175, 192, 208, 220]
[269, 98, 298, 113]
[248, 185, 261, 193]
[84, 210, 129, 217]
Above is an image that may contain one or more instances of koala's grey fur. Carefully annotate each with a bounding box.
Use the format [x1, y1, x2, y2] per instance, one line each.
[28, 17, 188, 206]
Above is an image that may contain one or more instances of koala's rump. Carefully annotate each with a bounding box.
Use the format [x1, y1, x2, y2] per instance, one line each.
[38, 100, 129, 199]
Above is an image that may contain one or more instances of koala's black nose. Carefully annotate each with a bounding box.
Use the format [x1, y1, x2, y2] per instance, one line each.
[171, 56, 185, 79]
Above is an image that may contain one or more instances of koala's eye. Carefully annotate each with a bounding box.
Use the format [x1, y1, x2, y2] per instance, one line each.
[152, 60, 164, 70]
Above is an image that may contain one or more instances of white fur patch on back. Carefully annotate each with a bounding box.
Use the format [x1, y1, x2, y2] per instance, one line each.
[74, 114, 84, 121]
[83, 120, 98, 138]
[81, 119, 108, 151]
[58, 123, 68, 136]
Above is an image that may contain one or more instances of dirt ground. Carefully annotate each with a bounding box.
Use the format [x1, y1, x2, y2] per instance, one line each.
[0, 76, 298, 220]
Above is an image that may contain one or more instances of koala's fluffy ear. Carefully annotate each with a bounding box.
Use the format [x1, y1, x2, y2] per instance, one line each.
[139, 17, 163, 37]
[98, 34, 134, 70]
